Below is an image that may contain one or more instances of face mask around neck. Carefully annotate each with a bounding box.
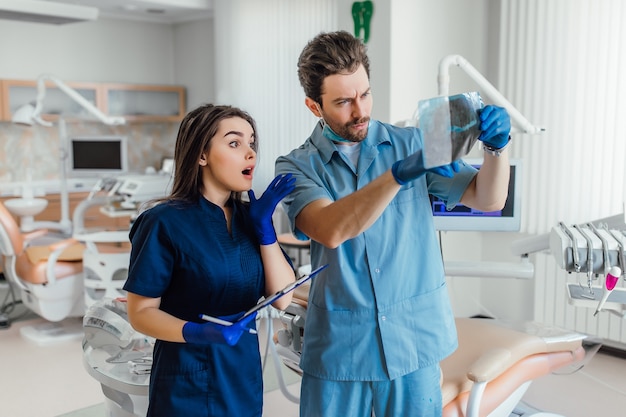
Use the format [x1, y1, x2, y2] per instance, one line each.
[320, 119, 355, 144]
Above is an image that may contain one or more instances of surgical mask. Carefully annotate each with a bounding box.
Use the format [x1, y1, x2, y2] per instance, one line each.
[320, 119, 355, 144]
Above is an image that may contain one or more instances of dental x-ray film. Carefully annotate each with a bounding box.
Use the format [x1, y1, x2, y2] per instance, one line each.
[418, 91, 484, 169]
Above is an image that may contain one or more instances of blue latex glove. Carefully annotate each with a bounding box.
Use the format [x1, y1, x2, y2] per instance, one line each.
[182, 311, 258, 346]
[391, 149, 462, 185]
[248, 173, 296, 245]
[479, 105, 511, 150]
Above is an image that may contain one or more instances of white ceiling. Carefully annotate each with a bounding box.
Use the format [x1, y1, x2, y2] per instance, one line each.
[44, 0, 214, 24]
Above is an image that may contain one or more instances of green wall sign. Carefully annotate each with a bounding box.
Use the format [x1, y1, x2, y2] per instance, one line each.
[352, 1, 374, 43]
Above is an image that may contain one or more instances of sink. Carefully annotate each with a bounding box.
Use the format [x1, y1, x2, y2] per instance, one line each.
[4, 198, 49, 217]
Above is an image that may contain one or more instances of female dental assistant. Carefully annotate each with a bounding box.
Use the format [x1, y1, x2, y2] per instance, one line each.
[123, 104, 296, 417]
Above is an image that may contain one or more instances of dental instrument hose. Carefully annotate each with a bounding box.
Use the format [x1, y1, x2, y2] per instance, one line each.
[594, 266, 621, 316]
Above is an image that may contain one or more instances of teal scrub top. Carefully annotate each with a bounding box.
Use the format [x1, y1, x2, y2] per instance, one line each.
[275, 120, 477, 381]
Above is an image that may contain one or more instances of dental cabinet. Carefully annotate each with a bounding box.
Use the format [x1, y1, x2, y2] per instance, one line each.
[102, 83, 185, 122]
[1, 79, 186, 122]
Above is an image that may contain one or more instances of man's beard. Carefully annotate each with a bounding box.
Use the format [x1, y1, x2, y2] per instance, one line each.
[327, 117, 370, 143]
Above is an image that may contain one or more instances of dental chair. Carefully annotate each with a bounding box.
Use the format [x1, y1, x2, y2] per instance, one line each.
[72, 195, 149, 417]
[274, 267, 591, 417]
[72, 195, 131, 308]
[0, 201, 85, 342]
[83, 297, 151, 417]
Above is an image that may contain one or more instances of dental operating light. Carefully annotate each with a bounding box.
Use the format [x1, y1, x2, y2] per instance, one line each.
[436, 55, 545, 136]
[11, 74, 126, 127]
[10, 74, 126, 235]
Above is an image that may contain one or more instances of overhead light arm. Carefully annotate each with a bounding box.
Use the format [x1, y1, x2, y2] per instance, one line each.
[13, 74, 126, 127]
[437, 54, 545, 135]
[10, 74, 126, 235]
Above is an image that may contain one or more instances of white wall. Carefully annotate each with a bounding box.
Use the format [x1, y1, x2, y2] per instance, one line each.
[173, 19, 215, 110]
[0, 19, 177, 83]
[213, 0, 338, 190]
[388, 0, 489, 123]
[0, 16, 214, 106]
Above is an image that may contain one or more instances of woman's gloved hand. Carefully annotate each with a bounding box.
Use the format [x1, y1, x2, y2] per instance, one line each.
[391, 150, 461, 185]
[248, 173, 296, 245]
[182, 311, 258, 346]
[479, 105, 511, 150]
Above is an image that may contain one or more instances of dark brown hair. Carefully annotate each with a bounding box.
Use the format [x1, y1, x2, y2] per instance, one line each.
[164, 104, 257, 205]
[297, 30, 370, 106]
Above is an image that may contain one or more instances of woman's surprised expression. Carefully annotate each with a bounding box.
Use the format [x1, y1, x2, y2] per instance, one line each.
[201, 116, 257, 196]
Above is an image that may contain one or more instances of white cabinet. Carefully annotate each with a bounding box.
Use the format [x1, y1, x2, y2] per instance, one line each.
[102, 83, 186, 122]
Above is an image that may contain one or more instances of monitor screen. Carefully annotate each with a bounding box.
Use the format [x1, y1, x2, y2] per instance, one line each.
[68, 136, 128, 177]
[431, 158, 522, 232]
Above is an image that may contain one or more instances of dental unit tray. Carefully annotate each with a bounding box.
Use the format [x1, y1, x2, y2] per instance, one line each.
[567, 284, 626, 313]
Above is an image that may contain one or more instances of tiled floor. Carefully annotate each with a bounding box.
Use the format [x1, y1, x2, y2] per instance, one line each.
[1, 314, 625, 417]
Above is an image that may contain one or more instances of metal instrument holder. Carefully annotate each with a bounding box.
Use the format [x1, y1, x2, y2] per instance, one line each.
[551, 222, 626, 316]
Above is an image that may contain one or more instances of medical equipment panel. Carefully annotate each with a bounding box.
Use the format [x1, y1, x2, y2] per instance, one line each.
[93, 173, 172, 215]
[431, 158, 522, 232]
[67, 136, 129, 177]
[114, 174, 171, 203]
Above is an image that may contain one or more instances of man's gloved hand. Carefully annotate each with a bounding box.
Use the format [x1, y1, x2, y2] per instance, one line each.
[248, 173, 296, 245]
[182, 311, 258, 346]
[479, 105, 511, 150]
[391, 149, 461, 185]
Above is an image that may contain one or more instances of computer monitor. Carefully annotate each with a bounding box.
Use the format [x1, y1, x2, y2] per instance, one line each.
[67, 136, 128, 177]
[431, 158, 522, 232]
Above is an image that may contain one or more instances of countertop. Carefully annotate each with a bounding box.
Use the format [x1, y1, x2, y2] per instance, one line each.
[0, 178, 100, 198]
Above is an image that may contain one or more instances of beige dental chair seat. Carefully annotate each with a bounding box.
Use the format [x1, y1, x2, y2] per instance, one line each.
[0, 201, 85, 323]
[274, 281, 587, 417]
[440, 318, 585, 417]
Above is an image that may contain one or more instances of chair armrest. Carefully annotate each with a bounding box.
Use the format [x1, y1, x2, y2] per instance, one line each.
[48, 237, 80, 253]
[21, 229, 49, 246]
[467, 348, 512, 383]
[45, 238, 82, 285]
[74, 231, 130, 243]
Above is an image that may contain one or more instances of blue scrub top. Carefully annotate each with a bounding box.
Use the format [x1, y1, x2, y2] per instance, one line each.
[124, 197, 265, 417]
[275, 120, 477, 381]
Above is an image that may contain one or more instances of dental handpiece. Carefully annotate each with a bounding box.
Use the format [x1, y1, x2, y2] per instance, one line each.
[594, 266, 622, 316]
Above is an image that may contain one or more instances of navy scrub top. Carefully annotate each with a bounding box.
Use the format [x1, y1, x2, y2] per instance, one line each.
[124, 197, 265, 417]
